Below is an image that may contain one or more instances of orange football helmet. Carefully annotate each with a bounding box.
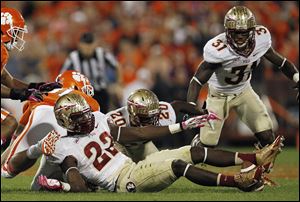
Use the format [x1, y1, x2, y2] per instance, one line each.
[1, 7, 28, 51]
[56, 70, 94, 97]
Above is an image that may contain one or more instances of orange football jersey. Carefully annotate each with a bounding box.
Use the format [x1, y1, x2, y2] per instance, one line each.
[19, 88, 100, 126]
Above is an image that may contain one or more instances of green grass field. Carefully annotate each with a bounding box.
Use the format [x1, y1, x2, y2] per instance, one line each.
[1, 147, 299, 201]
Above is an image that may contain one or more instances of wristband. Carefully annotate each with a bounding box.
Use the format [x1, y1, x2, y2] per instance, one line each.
[293, 73, 299, 83]
[65, 167, 78, 176]
[168, 123, 182, 134]
[61, 181, 71, 192]
[279, 58, 286, 69]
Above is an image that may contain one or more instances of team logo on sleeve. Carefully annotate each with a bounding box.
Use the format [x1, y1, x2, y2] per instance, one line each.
[126, 182, 136, 193]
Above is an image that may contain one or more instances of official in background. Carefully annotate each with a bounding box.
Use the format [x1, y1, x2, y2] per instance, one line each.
[60, 32, 122, 113]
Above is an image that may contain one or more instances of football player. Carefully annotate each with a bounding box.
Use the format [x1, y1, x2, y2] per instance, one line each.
[1, 8, 61, 146]
[106, 88, 210, 162]
[187, 6, 299, 154]
[1, 70, 99, 178]
[37, 93, 284, 193]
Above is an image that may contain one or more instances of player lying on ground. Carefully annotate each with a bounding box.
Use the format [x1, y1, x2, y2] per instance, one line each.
[106, 88, 210, 162]
[37, 93, 284, 193]
[1, 70, 98, 178]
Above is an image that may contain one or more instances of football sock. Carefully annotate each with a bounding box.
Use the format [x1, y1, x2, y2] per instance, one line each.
[236, 152, 257, 165]
[191, 147, 236, 167]
[184, 165, 218, 186]
[217, 174, 236, 187]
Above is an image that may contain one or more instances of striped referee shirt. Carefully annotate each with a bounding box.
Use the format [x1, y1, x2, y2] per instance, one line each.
[60, 47, 118, 91]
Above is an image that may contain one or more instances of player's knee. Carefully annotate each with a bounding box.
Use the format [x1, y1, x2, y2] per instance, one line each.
[200, 136, 218, 147]
[255, 130, 274, 147]
[171, 159, 188, 178]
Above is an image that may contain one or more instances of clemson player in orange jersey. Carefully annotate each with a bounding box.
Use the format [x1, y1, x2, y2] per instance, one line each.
[1, 70, 99, 178]
[1, 8, 61, 147]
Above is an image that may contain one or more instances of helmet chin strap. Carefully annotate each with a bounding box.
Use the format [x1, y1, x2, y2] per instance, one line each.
[3, 41, 14, 51]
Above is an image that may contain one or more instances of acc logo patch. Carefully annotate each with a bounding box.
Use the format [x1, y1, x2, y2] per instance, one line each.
[126, 182, 136, 193]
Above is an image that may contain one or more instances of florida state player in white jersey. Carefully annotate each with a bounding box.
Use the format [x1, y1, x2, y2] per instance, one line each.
[37, 92, 284, 193]
[106, 89, 209, 162]
[187, 6, 299, 152]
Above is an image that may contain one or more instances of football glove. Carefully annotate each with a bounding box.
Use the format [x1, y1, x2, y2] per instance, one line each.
[28, 82, 62, 92]
[38, 175, 70, 192]
[9, 88, 43, 102]
[181, 112, 220, 130]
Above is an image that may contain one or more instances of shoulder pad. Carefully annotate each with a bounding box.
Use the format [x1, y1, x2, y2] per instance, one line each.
[203, 34, 227, 64]
[255, 25, 272, 50]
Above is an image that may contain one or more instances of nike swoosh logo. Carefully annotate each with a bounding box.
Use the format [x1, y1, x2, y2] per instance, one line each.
[253, 52, 259, 57]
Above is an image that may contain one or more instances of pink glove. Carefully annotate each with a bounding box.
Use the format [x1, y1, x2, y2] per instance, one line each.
[38, 175, 64, 191]
[181, 114, 209, 130]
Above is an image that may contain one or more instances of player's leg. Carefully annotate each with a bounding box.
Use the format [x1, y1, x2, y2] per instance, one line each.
[1, 124, 25, 166]
[171, 159, 265, 192]
[2, 106, 57, 178]
[190, 138, 283, 170]
[1, 108, 18, 146]
[198, 88, 229, 147]
[234, 86, 275, 147]
[116, 156, 264, 193]
[126, 141, 159, 163]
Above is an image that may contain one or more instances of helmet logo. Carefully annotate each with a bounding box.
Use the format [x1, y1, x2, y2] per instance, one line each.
[1, 12, 13, 25]
[72, 72, 87, 83]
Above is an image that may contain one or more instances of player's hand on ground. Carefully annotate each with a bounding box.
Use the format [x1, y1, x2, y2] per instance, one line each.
[38, 175, 64, 191]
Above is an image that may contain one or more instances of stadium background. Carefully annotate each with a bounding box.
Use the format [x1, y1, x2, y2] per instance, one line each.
[1, 1, 299, 149]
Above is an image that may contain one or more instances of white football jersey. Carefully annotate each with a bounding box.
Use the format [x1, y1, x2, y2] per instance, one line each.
[203, 25, 272, 94]
[105, 101, 177, 127]
[47, 111, 130, 191]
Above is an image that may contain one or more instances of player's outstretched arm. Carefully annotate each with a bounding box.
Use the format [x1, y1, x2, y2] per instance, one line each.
[264, 47, 299, 101]
[109, 113, 219, 144]
[187, 61, 219, 106]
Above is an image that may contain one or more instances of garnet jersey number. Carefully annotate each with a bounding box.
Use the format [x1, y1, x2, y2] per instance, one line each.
[84, 131, 119, 171]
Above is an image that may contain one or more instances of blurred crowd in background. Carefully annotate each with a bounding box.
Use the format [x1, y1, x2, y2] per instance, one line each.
[1, 1, 299, 148]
